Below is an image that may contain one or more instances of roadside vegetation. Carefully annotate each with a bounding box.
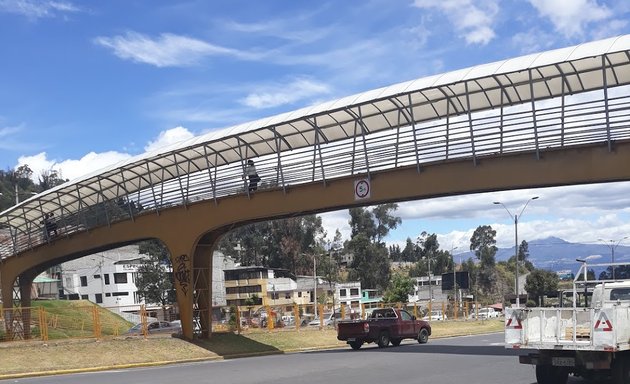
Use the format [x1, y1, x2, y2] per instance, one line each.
[0, 319, 504, 377]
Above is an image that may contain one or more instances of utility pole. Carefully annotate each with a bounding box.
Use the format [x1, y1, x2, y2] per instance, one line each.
[313, 254, 317, 316]
[451, 246, 458, 306]
[599, 237, 628, 280]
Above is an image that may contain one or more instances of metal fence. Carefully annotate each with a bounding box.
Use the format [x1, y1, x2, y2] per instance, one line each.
[1, 300, 501, 342]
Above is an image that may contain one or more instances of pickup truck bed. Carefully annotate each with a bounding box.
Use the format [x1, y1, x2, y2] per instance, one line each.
[337, 307, 431, 350]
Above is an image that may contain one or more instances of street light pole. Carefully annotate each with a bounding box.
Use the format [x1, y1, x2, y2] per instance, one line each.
[598, 237, 628, 280]
[313, 254, 317, 316]
[494, 196, 539, 308]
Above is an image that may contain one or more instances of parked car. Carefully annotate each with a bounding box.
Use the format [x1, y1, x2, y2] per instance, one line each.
[308, 311, 342, 327]
[422, 310, 447, 321]
[126, 320, 182, 335]
[469, 307, 499, 320]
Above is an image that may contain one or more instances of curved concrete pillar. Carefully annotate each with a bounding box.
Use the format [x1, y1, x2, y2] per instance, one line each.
[1, 268, 37, 340]
[163, 230, 224, 340]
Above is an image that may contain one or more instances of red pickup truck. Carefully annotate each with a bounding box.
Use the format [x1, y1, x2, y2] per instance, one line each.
[336, 307, 431, 350]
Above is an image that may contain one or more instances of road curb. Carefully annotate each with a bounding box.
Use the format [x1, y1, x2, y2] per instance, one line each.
[0, 331, 501, 380]
[0, 357, 220, 380]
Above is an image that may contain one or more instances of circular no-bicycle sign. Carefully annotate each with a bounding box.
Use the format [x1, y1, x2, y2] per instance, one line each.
[354, 179, 371, 200]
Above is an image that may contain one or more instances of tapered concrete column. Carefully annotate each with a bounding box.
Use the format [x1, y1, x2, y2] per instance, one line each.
[18, 270, 36, 340]
[169, 250, 195, 340]
[193, 243, 215, 339]
[0, 268, 36, 340]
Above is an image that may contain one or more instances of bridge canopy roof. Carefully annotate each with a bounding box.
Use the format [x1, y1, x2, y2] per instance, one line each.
[2, 35, 630, 257]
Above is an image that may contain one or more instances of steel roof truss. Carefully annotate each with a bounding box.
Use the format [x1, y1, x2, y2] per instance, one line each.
[603, 55, 612, 152]
[529, 69, 541, 160]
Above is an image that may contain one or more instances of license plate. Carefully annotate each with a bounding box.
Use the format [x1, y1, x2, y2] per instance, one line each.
[552, 357, 575, 367]
[347, 338, 356, 342]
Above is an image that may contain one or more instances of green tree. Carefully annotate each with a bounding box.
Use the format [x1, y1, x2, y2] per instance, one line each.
[347, 233, 391, 290]
[217, 215, 326, 275]
[469, 225, 498, 297]
[346, 205, 400, 290]
[38, 168, 67, 190]
[389, 244, 402, 261]
[135, 241, 175, 312]
[383, 274, 414, 303]
[525, 269, 559, 306]
[372, 203, 402, 243]
[400, 237, 417, 262]
[136, 246, 177, 312]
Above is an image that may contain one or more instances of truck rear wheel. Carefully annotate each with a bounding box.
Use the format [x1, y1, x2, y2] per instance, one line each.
[612, 355, 630, 384]
[535, 365, 568, 384]
[377, 332, 390, 348]
[349, 341, 362, 350]
[417, 328, 429, 344]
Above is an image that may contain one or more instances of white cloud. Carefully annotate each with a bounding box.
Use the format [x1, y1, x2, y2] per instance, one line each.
[15, 126, 193, 182]
[17, 151, 131, 182]
[94, 32, 257, 68]
[144, 126, 195, 153]
[240, 78, 331, 109]
[0, 0, 80, 19]
[0, 123, 22, 141]
[412, 0, 499, 45]
[528, 0, 611, 39]
[512, 29, 557, 54]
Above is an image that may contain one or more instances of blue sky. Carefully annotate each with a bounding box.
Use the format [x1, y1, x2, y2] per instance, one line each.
[1, 0, 630, 255]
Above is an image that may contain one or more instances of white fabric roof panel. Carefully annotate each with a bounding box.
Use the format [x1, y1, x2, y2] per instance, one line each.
[2, 35, 630, 254]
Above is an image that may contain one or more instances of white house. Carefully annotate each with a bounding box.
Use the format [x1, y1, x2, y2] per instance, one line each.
[60, 246, 235, 313]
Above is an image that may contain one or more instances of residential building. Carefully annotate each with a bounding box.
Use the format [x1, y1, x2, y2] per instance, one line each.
[335, 282, 362, 311]
[224, 266, 298, 308]
[361, 288, 383, 308]
[409, 275, 448, 303]
[59, 246, 234, 316]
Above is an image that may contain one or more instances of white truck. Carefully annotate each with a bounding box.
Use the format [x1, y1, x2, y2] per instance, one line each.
[505, 261, 630, 384]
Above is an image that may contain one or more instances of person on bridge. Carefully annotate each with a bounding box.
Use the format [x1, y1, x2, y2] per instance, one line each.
[41, 213, 58, 240]
[244, 160, 260, 192]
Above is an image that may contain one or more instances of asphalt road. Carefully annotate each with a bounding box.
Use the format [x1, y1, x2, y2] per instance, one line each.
[1, 333, 587, 384]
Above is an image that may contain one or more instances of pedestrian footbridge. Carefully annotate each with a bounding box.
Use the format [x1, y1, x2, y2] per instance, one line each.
[2, 35, 630, 340]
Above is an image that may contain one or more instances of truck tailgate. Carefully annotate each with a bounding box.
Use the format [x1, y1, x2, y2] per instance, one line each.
[505, 307, 630, 352]
[337, 321, 368, 339]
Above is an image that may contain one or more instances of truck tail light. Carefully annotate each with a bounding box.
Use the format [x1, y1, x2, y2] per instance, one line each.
[363, 322, 369, 333]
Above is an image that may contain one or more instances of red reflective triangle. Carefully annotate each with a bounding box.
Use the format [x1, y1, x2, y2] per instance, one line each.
[506, 313, 522, 329]
[594, 312, 613, 332]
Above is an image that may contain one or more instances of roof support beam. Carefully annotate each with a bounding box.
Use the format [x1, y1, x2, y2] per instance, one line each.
[603, 55, 612, 152]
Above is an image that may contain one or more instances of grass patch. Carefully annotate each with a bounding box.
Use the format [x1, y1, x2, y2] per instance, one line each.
[0, 318, 504, 377]
[33, 300, 133, 339]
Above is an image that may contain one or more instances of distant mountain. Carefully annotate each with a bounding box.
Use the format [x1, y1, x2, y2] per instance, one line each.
[453, 236, 630, 275]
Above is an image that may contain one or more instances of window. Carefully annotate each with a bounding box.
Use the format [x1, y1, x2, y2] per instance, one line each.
[339, 289, 347, 297]
[81, 294, 88, 300]
[610, 288, 630, 301]
[271, 292, 279, 300]
[114, 273, 128, 284]
[285, 292, 291, 299]
[105, 293, 111, 297]
[80, 276, 88, 287]
[298, 292, 302, 297]
[94, 274, 100, 279]
[104, 274, 110, 285]
[400, 310, 412, 321]
[226, 285, 262, 294]
[350, 288, 359, 296]
[95, 294, 103, 304]
[112, 292, 129, 296]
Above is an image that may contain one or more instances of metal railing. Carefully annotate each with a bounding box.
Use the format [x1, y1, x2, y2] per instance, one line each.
[2, 88, 630, 259]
